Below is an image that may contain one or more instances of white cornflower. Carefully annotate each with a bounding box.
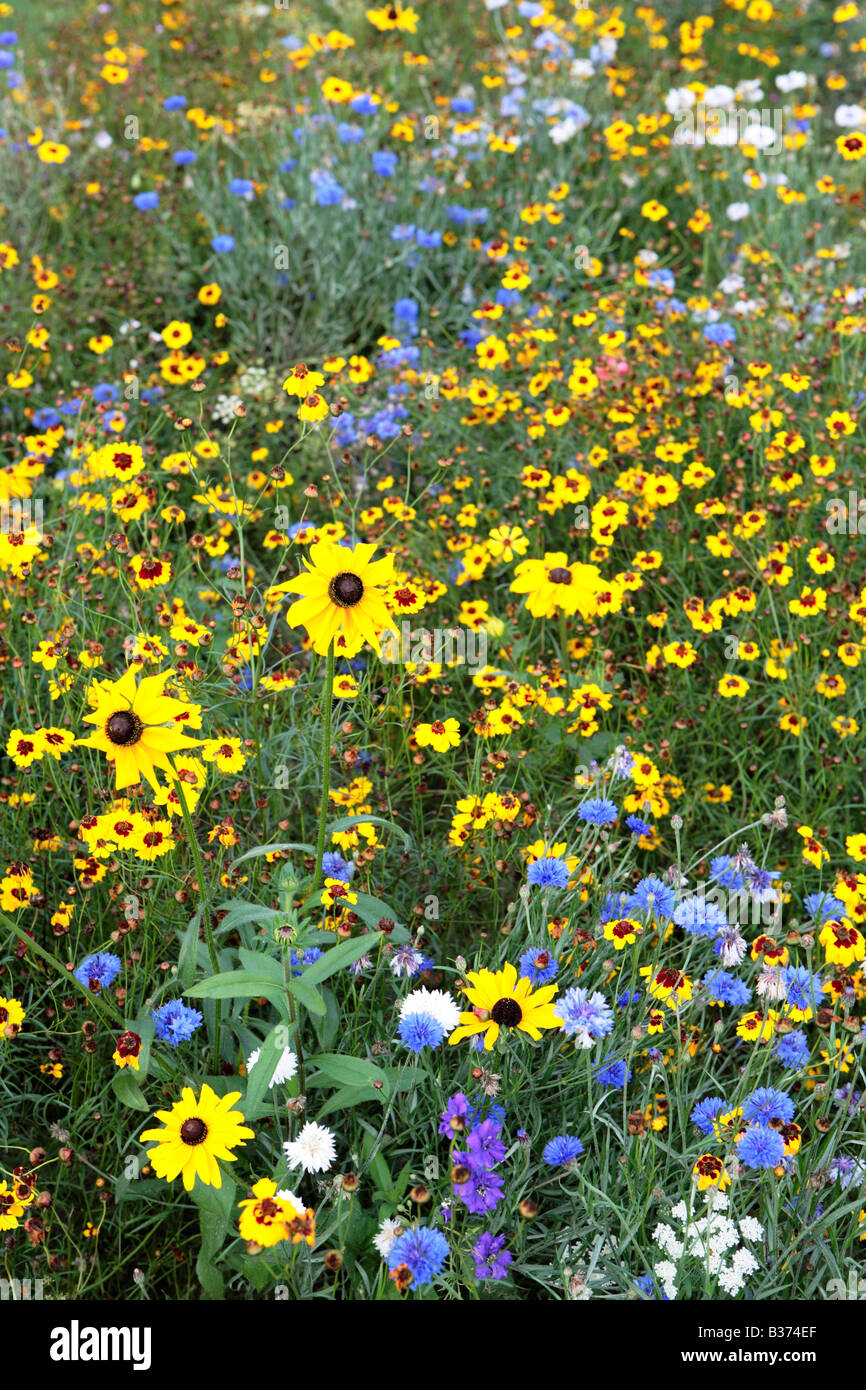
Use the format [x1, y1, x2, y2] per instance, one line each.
[776, 70, 809, 93]
[703, 85, 735, 107]
[246, 1045, 298, 1089]
[727, 202, 750, 222]
[399, 987, 461, 1035]
[277, 1187, 305, 1218]
[373, 1216, 404, 1258]
[835, 104, 866, 128]
[283, 1121, 337, 1174]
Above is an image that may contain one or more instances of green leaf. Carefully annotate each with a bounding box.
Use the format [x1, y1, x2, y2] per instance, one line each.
[297, 932, 382, 987]
[185, 970, 290, 1016]
[128, 1011, 155, 1083]
[312, 986, 340, 1051]
[286, 974, 325, 1016]
[229, 841, 315, 870]
[178, 910, 204, 989]
[313, 1084, 382, 1120]
[307, 1051, 390, 1095]
[195, 1193, 230, 1301]
[238, 947, 285, 982]
[111, 1069, 150, 1112]
[244, 1021, 295, 1113]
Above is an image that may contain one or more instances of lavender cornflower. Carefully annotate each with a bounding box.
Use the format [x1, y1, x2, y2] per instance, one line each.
[465, 1119, 507, 1172]
[472, 1232, 512, 1280]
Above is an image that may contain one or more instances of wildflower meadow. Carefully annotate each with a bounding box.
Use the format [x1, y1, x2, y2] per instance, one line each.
[2, 0, 866, 1330]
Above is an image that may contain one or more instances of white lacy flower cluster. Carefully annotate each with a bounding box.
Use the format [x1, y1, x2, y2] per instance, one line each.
[652, 1192, 764, 1299]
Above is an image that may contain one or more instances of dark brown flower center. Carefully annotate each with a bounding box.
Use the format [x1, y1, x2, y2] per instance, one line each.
[548, 567, 572, 585]
[328, 571, 364, 607]
[106, 710, 143, 746]
[180, 1117, 208, 1146]
[491, 997, 522, 1027]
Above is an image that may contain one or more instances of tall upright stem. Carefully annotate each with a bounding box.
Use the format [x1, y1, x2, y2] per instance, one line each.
[311, 643, 335, 894]
[172, 760, 221, 1070]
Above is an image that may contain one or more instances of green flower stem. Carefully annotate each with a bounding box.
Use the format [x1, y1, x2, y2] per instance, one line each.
[311, 642, 335, 895]
[171, 763, 221, 1071]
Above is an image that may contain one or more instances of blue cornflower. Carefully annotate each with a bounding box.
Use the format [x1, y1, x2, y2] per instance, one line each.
[737, 1124, 786, 1169]
[337, 123, 363, 143]
[517, 946, 559, 985]
[626, 875, 675, 921]
[593, 1056, 631, 1089]
[465, 1099, 506, 1131]
[133, 192, 159, 211]
[554, 987, 613, 1048]
[321, 851, 352, 880]
[543, 1135, 584, 1166]
[372, 150, 398, 176]
[308, 175, 341, 207]
[709, 855, 744, 891]
[626, 815, 653, 837]
[579, 798, 618, 827]
[173, 149, 197, 165]
[152, 1000, 203, 1047]
[350, 92, 378, 115]
[415, 229, 442, 247]
[211, 234, 235, 253]
[690, 1096, 726, 1136]
[74, 952, 122, 993]
[781, 965, 824, 1015]
[742, 1087, 794, 1126]
[163, 94, 186, 110]
[398, 1011, 446, 1053]
[393, 296, 419, 324]
[290, 946, 323, 977]
[702, 969, 751, 1007]
[526, 855, 570, 889]
[802, 892, 845, 925]
[387, 1226, 449, 1287]
[472, 1231, 512, 1280]
[390, 223, 416, 241]
[703, 321, 736, 345]
[229, 177, 254, 197]
[635, 1272, 671, 1301]
[674, 894, 728, 937]
[774, 1031, 809, 1069]
[466, 1119, 506, 1171]
[599, 890, 630, 923]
